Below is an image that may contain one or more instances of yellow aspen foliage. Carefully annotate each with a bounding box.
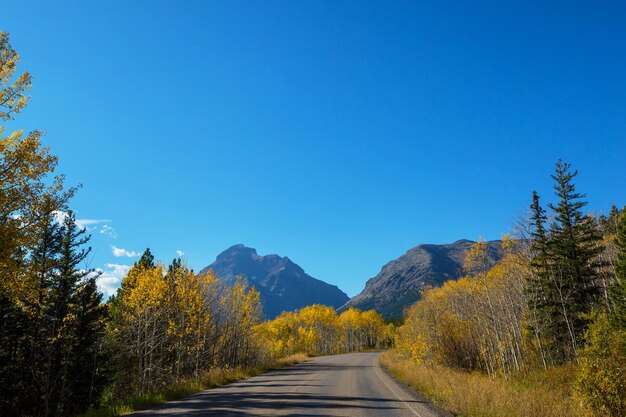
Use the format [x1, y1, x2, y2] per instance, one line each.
[0, 31, 72, 294]
[397, 246, 529, 377]
[124, 265, 168, 313]
[255, 304, 389, 358]
[574, 311, 626, 417]
[0, 31, 32, 121]
[108, 259, 265, 395]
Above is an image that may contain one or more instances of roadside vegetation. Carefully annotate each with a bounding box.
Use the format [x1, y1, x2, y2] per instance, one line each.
[389, 162, 626, 417]
[381, 350, 580, 417]
[80, 353, 309, 417]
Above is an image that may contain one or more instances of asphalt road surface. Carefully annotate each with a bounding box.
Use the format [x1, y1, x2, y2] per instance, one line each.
[130, 351, 452, 417]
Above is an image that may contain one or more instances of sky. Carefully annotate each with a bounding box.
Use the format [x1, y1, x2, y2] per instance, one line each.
[2, 1, 625, 297]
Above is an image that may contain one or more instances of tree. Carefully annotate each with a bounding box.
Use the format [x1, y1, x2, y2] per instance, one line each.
[108, 262, 169, 395]
[0, 291, 31, 416]
[609, 207, 626, 330]
[0, 31, 72, 283]
[575, 310, 626, 417]
[0, 31, 78, 417]
[43, 212, 106, 417]
[0, 31, 31, 122]
[136, 248, 155, 270]
[66, 277, 107, 414]
[545, 160, 602, 362]
[20, 211, 106, 417]
[527, 191, 554, 367]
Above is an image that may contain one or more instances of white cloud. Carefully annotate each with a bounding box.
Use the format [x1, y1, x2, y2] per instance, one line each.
[51, 210, 111, 231]
[94, 271, 120, 297]
[75, 218, 111, 230]
[99, 224, 117, 238]
[94, 263, 131, 297]
[105, 263, 131, 277]
[112, 245, 140, 257]
[176, 250, 185, 258]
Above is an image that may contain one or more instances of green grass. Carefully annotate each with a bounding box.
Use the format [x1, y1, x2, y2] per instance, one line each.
[80, 354, 309, 417]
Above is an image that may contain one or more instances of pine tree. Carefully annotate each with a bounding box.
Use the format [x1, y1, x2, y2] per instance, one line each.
[599, 205, 621, 235]
[28, 209, 63, 417]
[527, 190, 555, 367]
[609, 207, 626, 330]
[545, 160, 602, 361]
[137, 248, 155, 270]
[50, 212, 105, 416]
[66, 278, 107, 415]
[14, 211, 109, 417]
[0, 292, 31, 416]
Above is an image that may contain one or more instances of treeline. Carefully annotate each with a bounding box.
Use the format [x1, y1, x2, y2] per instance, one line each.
[396, 161, 626, 416]
[107, 254, 264, 396]
[256, 305, 393, 361]
[397, 240, 528, 376]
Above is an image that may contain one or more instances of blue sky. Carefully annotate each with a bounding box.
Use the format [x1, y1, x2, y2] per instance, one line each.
[2, 1, 625, 297]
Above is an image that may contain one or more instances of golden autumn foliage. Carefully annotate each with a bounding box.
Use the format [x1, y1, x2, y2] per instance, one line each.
[394, 233, 626, 417]
[574, 311, 626, 417]
[397, 241, 530, 377]
[0, 31, 73, 296]
[0, 31, 31, 121]
[107, 257, 263, 396]
[255, 305, 391, 360]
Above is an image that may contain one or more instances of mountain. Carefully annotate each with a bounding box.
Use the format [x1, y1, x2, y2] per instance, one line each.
[342, 239, 504, 319]
[200, 244, 349, 319]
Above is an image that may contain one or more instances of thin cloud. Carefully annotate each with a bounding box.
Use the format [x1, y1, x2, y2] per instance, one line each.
[112, 245, 140, 257]
[100, 224, 117, 238]
[105, 263, 131, 277]
[76, 218, 111, 230]
[176, 250, 185, 258]
[51, 210, 111, 231]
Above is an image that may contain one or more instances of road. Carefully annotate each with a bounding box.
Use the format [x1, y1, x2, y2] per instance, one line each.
[130, 352, 451, 417]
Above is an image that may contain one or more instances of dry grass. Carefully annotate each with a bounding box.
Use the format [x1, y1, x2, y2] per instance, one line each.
[80, 353, 309, 417]
[380, 350, 585, 417]
[276, 353, 309, 366]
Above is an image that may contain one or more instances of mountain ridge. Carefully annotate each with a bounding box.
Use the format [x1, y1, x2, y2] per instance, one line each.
[199, 244, 349, 319]
[342, 239, 504, 319]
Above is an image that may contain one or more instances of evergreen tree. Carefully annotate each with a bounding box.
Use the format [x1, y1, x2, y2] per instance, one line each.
[527, 190, 556, 366]
[609, 207, 626, 330]
[45, 211, 105, 417]
[27, 211, 108, 417]
[28, 210, 63, 417]
[65, 278, 107, 415]
[30, 207, 62, 311]
[137, 248, 155, 270]
[545, 160, 602, 361]
[599, 205, 621, 235]
[0, 293, 31, 416]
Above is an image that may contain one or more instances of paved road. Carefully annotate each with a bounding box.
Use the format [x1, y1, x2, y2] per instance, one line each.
[130, 352, 451, 417]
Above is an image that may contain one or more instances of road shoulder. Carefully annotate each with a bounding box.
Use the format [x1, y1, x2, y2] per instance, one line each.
[377, 354, 455, 417]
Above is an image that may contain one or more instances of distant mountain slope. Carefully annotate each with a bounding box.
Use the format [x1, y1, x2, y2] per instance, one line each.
[342, 240, 504, 319]
[199, 244, 349, 319]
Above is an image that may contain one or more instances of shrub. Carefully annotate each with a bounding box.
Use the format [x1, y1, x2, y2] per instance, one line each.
[574, 311, 626, 417]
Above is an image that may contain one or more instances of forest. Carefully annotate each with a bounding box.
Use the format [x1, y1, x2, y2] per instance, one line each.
[392, 163, 626, 416]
